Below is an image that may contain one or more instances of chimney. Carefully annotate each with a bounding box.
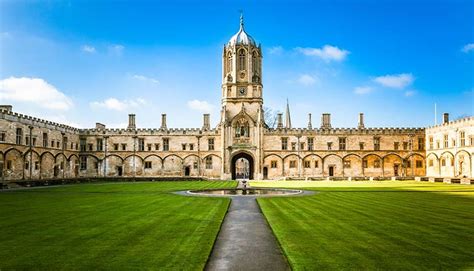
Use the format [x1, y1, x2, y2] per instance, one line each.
[96, 123, 106, 130]
[277, 113, 283, 128]
[358, 113, 365, 129]
[127, 114, 136, 129]
[443, 113, 449, 124]
[203, 114, 210, 130]
[307, 113, 312, 129]
[161, 114, 167, 129]
[0, 105, 12, 113]
[321, 113, 331, 129]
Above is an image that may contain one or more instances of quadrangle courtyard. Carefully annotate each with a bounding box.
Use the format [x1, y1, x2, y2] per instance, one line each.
[0, 180, 473, 270]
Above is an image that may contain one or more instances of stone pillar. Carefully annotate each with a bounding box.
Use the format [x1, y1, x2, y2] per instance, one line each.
[127, 114, 136, 129]
[307, 113, 312, 129]
[161, 114, 167, 130]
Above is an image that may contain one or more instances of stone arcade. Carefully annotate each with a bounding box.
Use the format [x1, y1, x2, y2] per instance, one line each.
[0, 16, 472, 182]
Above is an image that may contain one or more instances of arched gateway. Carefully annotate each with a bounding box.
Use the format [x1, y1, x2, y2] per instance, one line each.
[231, 152, 254, 180]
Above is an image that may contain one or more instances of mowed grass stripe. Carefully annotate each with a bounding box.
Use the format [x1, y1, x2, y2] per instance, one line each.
[0, 181, 236, 270]
[325, 192, 472, 264]
[257, 182, 474, 270]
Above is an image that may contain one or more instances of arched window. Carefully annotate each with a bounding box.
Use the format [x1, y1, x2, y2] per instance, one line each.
[252, 51, 258, 73]
[238, 49, 246, 71]
[235, 118, 249, 138]
[227, 52, 232, 73]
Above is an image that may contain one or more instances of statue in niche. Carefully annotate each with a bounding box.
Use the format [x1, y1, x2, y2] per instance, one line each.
[235, 118, 249, 138]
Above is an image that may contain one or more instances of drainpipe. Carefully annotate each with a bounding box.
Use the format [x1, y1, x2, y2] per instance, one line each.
[133, 135, 137, 181]
[104, 136, 108, 179]
[409, 134, 414, 177]
[297, 134, 302, 178]
[1, 153, 4, 188]
[29, 126, 33, 180]
[454, 128, 458, 177]
[197, 135, 202, 177]
[61, 132, 65, 180]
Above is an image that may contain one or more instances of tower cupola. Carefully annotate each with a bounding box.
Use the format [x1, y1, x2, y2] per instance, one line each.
[228, 14, 257, 46]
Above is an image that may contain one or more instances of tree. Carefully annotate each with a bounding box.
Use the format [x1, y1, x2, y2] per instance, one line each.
[263, 106, 281, 128]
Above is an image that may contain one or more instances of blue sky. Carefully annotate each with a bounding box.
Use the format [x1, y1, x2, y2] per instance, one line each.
[0, 0, 473, 129]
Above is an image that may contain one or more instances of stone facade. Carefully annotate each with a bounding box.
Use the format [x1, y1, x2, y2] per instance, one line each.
[1, 16, 471, 182]
[425, 114, 474, 178]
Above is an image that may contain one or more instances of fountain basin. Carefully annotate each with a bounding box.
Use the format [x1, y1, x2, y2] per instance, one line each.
[186, 188, 302, 197]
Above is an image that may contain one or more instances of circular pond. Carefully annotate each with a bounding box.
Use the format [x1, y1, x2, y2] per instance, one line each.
[186, 188, 302, 197]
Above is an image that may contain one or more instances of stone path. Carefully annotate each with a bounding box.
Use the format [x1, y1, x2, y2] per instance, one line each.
[205, 195, 290, 271]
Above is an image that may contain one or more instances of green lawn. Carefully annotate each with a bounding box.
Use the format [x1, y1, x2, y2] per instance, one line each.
[0, 181, 236, 270]
[253, 181, 474, 270]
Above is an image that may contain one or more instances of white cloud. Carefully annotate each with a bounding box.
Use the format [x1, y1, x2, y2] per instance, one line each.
[296, 45, 350, 62]
[462, 43, 474, 53]
[81, 45, 96, 53]
[132, 74, 160, 84]
[90, 97, 146, 111]
[187, 100, 214, 113]
[0, 77, 73, 110]
[297, 74, 317, 86]
[404, 90, 416, 97]
[108, 44, 124, 56]
[354, 86, 374, 95]
[268, 46, 283, 55]
[373, 73, 414, 89]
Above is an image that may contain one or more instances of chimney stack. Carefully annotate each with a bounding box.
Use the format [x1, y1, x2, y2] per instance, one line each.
[321, 113, 331, 129]
[307, 113, 312, 129]
[443, 113, 449, 124]
[161, 114, 167, 129]
[358, 113, 365, 129]
[203, 114, 210, 130]
[127, 114, 136, 129]
[0, 105, 12, 113]
[96, 123, 106, 130]
[277, 113, 283, 128]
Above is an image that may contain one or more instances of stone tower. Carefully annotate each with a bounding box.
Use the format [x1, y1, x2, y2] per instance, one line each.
[220, 14, 265, 180]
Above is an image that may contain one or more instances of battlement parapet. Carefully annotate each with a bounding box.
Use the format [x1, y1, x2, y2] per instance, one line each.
[265, 127, 425, 135]
[78, 127, 220, 136]
[0, 109, 80, 133]
[426, 116, 474, 130]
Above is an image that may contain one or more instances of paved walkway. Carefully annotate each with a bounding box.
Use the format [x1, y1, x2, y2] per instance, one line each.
[205, 196, 290, 271]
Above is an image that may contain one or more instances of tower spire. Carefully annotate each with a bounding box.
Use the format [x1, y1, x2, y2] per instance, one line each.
[285, 98, 292, 129]
[240, 10, 244, 27]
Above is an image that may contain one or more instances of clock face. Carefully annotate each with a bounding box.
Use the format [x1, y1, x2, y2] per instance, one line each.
[239, 87, 246, 96]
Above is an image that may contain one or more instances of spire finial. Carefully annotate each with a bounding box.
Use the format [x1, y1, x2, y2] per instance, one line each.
[239, 10, 244, 27]
[285, 98, 292, 129]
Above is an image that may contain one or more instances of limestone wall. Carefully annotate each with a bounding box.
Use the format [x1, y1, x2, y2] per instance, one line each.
[425, 116, 474, 178]
[261, 127, 426, 179]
